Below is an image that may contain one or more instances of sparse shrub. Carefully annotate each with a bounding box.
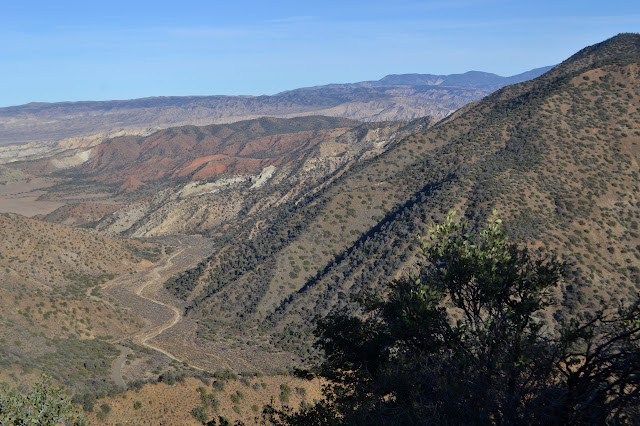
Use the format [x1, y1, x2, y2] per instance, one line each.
[213, 368, 237, 380]
[190, 406, 208, 424]
[279, 383, 292, 403]
[158, 371, 176, 385]
[230, 390, 244, 404]
[295, 386, 306, 397]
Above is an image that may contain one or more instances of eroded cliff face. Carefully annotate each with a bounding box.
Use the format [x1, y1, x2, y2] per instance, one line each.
[4, 116, 425, 237]
[94, 119, 421, 237]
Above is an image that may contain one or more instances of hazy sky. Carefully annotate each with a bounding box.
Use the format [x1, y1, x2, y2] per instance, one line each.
[1, 0, 638, 107]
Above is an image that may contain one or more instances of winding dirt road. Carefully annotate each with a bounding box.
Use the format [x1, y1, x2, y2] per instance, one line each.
[132, 247, 184, 345]
[131, 247, 204, 370]
[102, 236, 213, 387]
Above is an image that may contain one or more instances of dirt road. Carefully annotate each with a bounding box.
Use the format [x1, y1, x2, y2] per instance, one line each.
[102, 235, 214, 386]
[131, 246, 206, 369]
[110, 345, 130, 388]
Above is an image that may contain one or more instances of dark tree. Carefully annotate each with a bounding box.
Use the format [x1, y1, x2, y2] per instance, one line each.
[267, 212, 640, 425]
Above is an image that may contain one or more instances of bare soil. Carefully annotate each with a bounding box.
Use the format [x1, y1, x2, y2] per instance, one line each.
[0, 178, 64, 216]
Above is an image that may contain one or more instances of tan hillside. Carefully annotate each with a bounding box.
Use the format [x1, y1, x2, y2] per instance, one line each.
[0, 213, 158, 290]
[0, 213, 165, 400]
[35, 202, 123, 227]
[87, 375, 324, 425]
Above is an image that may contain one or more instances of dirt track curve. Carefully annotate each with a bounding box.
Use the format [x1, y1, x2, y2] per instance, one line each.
[102, 236, 214, 387]
[131, 247, 205, 369]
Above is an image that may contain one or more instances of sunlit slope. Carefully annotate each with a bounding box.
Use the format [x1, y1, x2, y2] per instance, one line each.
[0, 213, 161, 397]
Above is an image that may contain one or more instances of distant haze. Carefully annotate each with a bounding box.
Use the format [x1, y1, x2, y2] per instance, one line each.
[0, 67, 553, 147]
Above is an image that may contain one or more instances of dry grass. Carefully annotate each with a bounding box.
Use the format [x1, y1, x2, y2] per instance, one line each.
[87, 375, 325, 425]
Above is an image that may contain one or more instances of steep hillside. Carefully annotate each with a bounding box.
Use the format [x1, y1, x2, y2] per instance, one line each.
[162, 34, 640, 356]
[0, 68, 551, 147]
[0, 213, 158, 290]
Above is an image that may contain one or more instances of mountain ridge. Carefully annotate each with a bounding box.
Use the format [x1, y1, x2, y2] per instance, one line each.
[292, 66, 554, 90]
[0, 67, 552, 148]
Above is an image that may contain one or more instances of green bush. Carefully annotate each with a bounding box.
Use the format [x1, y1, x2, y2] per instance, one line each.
[279, 384, 292, 403]
[190, 406, 208, 424]
[230, 390, 244, 404]
[0, 375, 86, 425]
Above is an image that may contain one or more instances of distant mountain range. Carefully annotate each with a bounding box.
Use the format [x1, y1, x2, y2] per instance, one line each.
[0, 67, 552, 147]
[303, 66, 553, 90]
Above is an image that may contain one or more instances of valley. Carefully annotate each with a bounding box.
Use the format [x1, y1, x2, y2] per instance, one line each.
[0, 177, 65, 217]
[1, 33, 639, 424]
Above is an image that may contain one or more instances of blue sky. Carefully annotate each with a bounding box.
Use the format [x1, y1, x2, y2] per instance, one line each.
[1, 0, 638, 107]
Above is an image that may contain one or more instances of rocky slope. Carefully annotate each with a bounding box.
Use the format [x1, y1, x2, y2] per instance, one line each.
[7, 115, 432, 235]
